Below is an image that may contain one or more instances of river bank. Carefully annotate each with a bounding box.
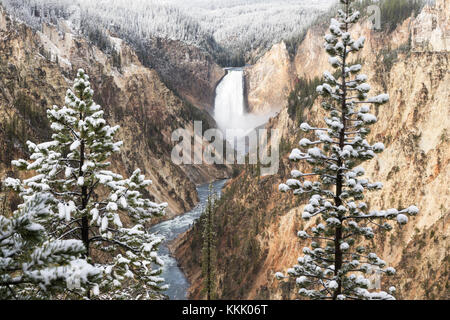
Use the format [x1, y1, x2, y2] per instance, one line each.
[149, 179, 228, 300]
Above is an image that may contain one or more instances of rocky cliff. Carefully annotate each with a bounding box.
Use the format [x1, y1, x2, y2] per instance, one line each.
[140, 38, 225, 111]
[0, 7, 230, 219]
[245, 42, 293, 116]
[175, 0, 449, 300]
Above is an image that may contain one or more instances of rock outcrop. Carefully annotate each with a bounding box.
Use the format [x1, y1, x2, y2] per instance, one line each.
[412, 0, 449, 52]
[141, 38, 225, 111]
[245, 42, 293, 116]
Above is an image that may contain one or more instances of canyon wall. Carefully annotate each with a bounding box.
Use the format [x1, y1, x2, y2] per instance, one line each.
[175, 0, 449, 300]
[0, 7, 230, 219]
[245, 42, 293, 116]
[141, 38, 225, 111]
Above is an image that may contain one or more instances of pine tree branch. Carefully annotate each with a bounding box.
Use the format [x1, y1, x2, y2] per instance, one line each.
[318, 279, 333, 297]
[306, 235, 335, 241]
[50, 190, 82, 197]
[0, 231, 15, 242]
[88, 236, 136, 253]
[57, 227, 82, 240]
[6, 285, 18, 300]
[86, 180, 100, 203]
[0, 277, 26, 286]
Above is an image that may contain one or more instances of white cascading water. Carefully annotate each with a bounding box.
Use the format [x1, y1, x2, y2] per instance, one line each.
[214, 68, 270, 154]
[214, 69, 245, 131]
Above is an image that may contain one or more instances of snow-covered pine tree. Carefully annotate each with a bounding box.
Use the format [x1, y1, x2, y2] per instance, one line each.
[0, 187, 100, 299]
[277, 0, 419, 300]
[7, 69, 168, 299]
[201, 184, 217, 300]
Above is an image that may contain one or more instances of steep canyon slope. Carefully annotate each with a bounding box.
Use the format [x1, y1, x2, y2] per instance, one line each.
[0, 7, 230, 219]
[138, 37, 225, 111]
[175, 0, 449, 300]
[245, 42, 294, 116]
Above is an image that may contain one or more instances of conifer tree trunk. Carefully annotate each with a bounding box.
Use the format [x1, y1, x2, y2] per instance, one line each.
[202, 186, 216, 300]
[206, 205, 211, 300]
[80, 142, 88, 255]
[333, 1, 350, 300]
[78, 97, 89, 259]
[79, 100, 90, 299]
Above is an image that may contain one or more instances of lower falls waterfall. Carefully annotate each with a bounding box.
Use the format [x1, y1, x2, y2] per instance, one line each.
[213, 68, 270, 155]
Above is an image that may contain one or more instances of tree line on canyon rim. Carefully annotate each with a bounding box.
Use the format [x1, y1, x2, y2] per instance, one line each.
[1, 0, 430, 68]
[0, 0, 423, 300]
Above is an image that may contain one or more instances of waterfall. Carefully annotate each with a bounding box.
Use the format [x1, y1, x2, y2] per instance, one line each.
[213, 68, 270, 154]
[214, 68, 246, 132]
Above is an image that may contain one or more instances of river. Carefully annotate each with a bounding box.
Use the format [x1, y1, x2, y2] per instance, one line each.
[149, 179, 228, 300]
[151, 67, 260, 300]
